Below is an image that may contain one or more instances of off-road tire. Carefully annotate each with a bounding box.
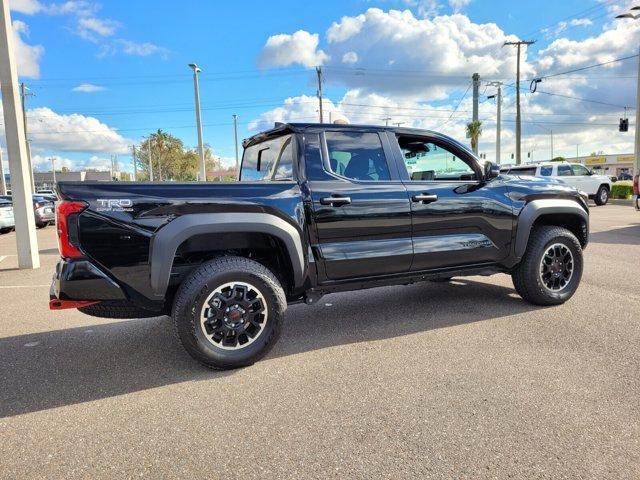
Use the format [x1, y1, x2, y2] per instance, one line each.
[594, 185, 609, 206]
[79, 300, 159, 319]
[172, 256, 286, 370]
[512, 226, 583, 306]
[0, 227, 12, 234]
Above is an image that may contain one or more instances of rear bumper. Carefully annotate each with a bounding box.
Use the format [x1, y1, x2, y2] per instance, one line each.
[35, 208, 55, 224]
[0, 216, 15, 229]
[50, 258, 127, 302]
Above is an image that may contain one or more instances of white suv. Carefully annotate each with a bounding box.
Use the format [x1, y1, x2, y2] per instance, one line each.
[501, 162, 612, 205]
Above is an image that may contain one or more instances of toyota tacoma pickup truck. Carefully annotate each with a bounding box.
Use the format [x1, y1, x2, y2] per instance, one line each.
[50, 123, 589, 369]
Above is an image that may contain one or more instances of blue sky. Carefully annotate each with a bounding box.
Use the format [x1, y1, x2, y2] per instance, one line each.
[3, 0, 638, 173]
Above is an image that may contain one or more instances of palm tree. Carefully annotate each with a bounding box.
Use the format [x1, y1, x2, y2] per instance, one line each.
[466, 120, 483, 153]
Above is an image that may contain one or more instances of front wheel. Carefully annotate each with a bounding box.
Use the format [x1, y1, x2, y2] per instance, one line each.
[172, 256, 286, 370]
[512, 226, 583, 306]
[594, 185, 609, 206]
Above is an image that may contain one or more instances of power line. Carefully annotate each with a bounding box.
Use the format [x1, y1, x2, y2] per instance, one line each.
[535, 90, 632, 109]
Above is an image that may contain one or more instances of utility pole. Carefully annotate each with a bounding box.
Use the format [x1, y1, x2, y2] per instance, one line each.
[471, 73, 481, 154]
[504, 40, 535, 165]
[550, 130, 554, 161]
[20, 82, 35, 190]
[0, 1, 39, 268]
[382, 117, 391, 126]
[189, 63, 206, 181]
[147, 138, 154, 181]
[131, 145, 137, 181]
[487, 81, 502, 164]
[0, 146, 6, 195]
[232, 114, 239, 177]
[316, 66, 324, 123]
[395, 122, 405, 127]
[51, 157, 56, 187]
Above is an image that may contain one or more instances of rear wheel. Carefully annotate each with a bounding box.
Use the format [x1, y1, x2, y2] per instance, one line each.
[594, 185, 609, 206]
[172, 256, 286, 370]
[0, 227, 12, 234]
[36, 222, 47, 229]
[512, 226, 583, 306]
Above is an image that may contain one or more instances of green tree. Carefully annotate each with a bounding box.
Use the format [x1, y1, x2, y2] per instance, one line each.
[134, 130, 220, 181]
[551, 156, 565, 162]
[466, 120, 482, 153]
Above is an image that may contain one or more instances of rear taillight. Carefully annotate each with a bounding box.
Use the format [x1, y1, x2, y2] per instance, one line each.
[33, 202, 40, 209]
[56, 200, 87, 258]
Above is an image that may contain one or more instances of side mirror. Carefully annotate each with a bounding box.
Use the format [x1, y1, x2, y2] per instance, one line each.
[483, 161, 500, 181]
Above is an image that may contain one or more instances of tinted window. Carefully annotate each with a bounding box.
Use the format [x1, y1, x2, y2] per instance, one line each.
[325, 131, 390, 181]
[273, 138, 294, 180]
[557, 165, 573, 176]
[571, 164, 590, 176]
[398, 136, 476, 181]
[240, 134, 293, 181]
[507, 167, 537, 176]
[540, 166, 553, 176]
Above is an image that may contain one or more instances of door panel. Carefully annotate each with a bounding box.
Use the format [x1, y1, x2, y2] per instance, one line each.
[404, 181, 513, 271]
[303, 129, 412, 281]
[309, 180, 412, 280]
[388, 132, 514, 272]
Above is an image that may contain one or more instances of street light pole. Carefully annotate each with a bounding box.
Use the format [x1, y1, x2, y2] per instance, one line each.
[189, 63, 206, 182]
[615, 8, 640, 208]
[51, 157, 56, 187]
[232, 114, 239, 178]
[487, 81, 502, 164]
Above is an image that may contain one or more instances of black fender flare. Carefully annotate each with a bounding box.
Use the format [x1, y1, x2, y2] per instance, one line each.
[514, 199, 589, 259]
[149, 212, 305, 297]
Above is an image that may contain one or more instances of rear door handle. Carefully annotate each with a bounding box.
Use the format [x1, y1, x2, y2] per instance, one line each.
[411, 194, 438, 204]
[320, 196, 352, 206]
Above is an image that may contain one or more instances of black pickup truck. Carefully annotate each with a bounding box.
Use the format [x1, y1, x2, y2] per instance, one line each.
[51, 123, 589, 369]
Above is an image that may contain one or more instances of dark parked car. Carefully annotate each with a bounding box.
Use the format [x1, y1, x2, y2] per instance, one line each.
[50, 123, 589, 369]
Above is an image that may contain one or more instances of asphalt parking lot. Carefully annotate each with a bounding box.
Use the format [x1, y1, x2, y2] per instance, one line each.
[0, 203, 638, 479]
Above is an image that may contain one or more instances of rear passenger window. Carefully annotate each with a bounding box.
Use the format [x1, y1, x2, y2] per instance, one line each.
[557, 165, 573, 176]
[540, 166, 553, 176]
[240, 135, 293, 181]
[325, 131, 390, 181]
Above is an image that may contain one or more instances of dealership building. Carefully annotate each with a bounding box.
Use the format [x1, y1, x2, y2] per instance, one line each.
[565, 153, 636, 178]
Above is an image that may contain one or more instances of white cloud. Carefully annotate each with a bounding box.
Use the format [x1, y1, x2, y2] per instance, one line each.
[9, 0, 43, 14]
[570, 18, 593, 27]
[448, 0, 471, 13]
[258, 30, 329, 68]
[342, 51, 358, 64]
[12, 20, 44, 78]
[265, 9, 523, 99]
[98, 39, 169, 58]
[71, 83, 105, 93]
[76, 16, 120, 41]
[0, 107, 131, 154]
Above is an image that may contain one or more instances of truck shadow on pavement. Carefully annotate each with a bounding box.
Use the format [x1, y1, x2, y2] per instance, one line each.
[0, 278, 539, 418]
[589, 224, 640, 246]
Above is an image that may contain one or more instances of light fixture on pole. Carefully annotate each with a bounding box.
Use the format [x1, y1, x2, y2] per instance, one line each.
[189, 63, 206, 182]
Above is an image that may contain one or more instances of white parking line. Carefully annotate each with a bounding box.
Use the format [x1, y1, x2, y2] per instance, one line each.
[0, 285, 50, 288]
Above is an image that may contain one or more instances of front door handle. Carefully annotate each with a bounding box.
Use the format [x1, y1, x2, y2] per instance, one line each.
[320, 196, 352, 206]
[412, 194, 438, 204]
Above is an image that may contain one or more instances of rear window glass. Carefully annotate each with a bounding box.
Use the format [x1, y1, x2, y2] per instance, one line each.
[540, 166, 553, 176]
[507, 167, 536, 176]
[240, 134, 294, 181]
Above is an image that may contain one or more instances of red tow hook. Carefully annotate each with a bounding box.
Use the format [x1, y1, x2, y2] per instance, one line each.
[49, 299, 99, 310]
